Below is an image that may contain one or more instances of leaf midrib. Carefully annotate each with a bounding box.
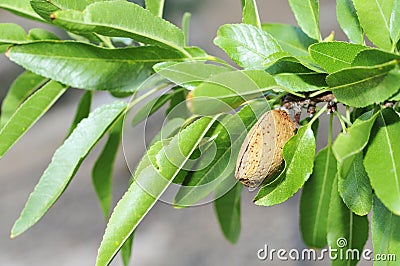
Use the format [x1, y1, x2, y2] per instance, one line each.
[306, 0, 320, 40]
[381, 112, 400, 199]
[312, 148, 332, 244]
[12, 50, 186, 64]
[330, 71, 388, 90]
[311, 49, 351, 66]
[374, 0, 390, 33]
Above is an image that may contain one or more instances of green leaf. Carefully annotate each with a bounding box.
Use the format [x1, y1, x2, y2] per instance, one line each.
[364, 108, 400, 215]
[0, 81, 66, 158]
[372, 195, 400, 265]
[0, 0, 43, 21]
[333, 110, 380, 163]
[96, 116, 217, 266]
[273, 72, 327, 92]
[352, 0, 393, 51]
[145, 0, 164, 17]
[214, 182, 242, 244]
[242, 0, 261, 28]
[149, 118, 185, 145]
[326, 62, 400, 107]
[327, 176, 369, 266]
[51, 1, 185, 53]
[336, 0, 364, 44]
[390, 0, 400, 45]
[154, 62, 233, 90]
[66, 91, 93, 137]
[174, 100, 270, 207]
[262, 23, 316, 57]
[288, 0, 320, 41]
[300, 146, 337, 248]
[254, 126, 316, 206]
[214, 24, 282, 69]
[120, 233, 134, 266]
[8, 41, 187, 92]
[0, 23, 28, 51]
[92, 119, 123, 219]
[351, 48, 400, 66]
[131, 94, 173, 127]
[28, 28, 60, 41]
[333, 111, 377, 216]
[11, 101, 127, 238]
[191, 70, 277, 115]
[0, 71, 47, 129]
[338, 152, 372, 216]
[309, 42, 367, 73]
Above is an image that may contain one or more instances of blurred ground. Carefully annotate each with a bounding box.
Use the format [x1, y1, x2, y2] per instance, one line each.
[0, 1, 372, 266]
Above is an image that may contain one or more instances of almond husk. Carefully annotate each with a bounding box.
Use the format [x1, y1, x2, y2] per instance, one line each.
[235, 110, 296, 188]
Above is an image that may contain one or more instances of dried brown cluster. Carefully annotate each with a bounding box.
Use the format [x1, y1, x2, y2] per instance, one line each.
[235, 110, 296, 188]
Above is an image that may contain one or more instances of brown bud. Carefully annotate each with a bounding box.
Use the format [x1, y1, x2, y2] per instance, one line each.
[235, 110, 296, 188]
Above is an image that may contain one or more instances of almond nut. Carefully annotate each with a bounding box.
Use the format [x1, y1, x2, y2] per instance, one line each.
[235, 110, 296, 188]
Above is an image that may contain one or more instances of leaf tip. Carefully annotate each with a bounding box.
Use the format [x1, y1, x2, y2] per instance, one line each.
[10, 222, 23, 239]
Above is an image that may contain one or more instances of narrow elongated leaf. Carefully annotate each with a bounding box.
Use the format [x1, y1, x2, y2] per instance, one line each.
[326, 62, 400, 107]
[96, 117, 217, 266]
[0, 71, 47, 129]
[51, 1, 185, 53]
[390, 0, 400, 45]
[242, 0, 261, 28]
[327, 176, 369, 266]
[352, 0, 393, 51]
[338, 152, 372, 216]
[8, 41, 187, 92]
[288, 0, 320, 41]
[191, 70, 277, 115]
[262, 23, 316, 57]
[92, 119, 123, 219]
[336, 0, 364, 44]
[254, 126, 316, 206]
[300, 147, 336, 248]
[174, 100, 270, 207]
[145, 0, 164, 17]
[154, 62, 233, 90]
[364, 108, 400, 215]
[0, 0, 43, 21]
[66, 91, 93, 137]
[131, 94, 172, 127]
[11, 101, 127, 238]
[214, 24, 282, 69]
[120, 233, 134, 266]
[0, 81, 66, 158]
[214, 182, 242, 244]
[309, 42, 367, 73]
[0, 23, 28, 49]
[372, 195, 400, 265]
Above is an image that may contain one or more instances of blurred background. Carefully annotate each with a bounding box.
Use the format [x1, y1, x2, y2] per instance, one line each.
[0, 1, 371, 265]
